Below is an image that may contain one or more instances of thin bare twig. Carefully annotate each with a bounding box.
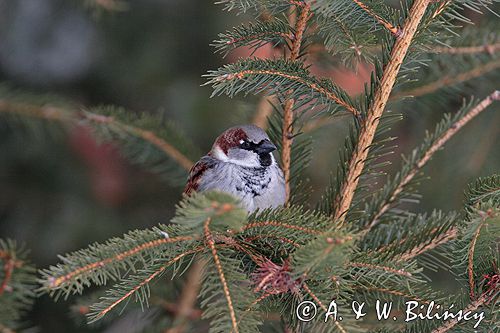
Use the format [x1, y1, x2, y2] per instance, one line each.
[390, 59, 500, 100]
[333, 0, 431, 224]
[367, 91, 500, 230]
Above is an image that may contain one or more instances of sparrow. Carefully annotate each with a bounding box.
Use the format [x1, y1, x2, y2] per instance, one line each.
[184, 124, 286, 212]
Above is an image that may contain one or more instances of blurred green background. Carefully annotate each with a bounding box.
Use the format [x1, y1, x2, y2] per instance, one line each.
[0, 0, 498, 331]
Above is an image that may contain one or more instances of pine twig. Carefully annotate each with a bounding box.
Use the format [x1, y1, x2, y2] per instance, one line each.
[91, 248, 201, 321]
[282, 3, 311, 204]
[351, 0, 401, 36]
[367, 90, 500, 230]
[467, 208, 496, 300]
[333, 0, 431, 224]
[45, 235, 195, 289]
[348, 262, 412, 277]
[241, 221, 321, 235]
[302, 282, 347, 333]
[203, 217, 239, 333]
[391, 59, 500, 100]
[0, 100, 194, 171]
[397, 227, 458, 261]
[430, 293, 491, 333]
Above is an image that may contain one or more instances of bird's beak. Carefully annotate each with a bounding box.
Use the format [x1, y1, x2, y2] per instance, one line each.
[255, 139, 277, 154]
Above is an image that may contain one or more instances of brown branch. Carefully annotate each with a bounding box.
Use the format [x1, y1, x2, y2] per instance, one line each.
[46, 235, 195, 289]
[94, 248, 201, 321]
[218, 69, 359, 116]
[85, 113, 194, 171]
[241, 221, 321, 235]
[397, 226, 458, 261]
[430, 293, 490, 333]
[203, 217, 239, 333]
[391, 59, 500, 100]
[351, 0, 401, 36]
[367, 90, 500, 230]
[302, 282, 347, 333]
[243, 235, 300, 248]
[467, 208, 496, 300]
[282, 3, 312, 204]
[0, 100, 194, 171]
[333, 0, 431, 224]
[355, 286, 431, 304]
[349, 262, 412, 277]
[433, 42, 500, 55]
[165, 260, 204, 333]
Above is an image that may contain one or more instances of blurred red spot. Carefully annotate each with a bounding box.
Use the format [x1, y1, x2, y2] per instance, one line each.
[69, 126, 128, 206]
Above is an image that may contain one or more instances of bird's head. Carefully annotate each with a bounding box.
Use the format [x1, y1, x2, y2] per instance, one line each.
[210, 125, 277, 168]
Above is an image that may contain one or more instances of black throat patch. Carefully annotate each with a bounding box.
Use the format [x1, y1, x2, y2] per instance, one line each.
[259, 153, 272, 167]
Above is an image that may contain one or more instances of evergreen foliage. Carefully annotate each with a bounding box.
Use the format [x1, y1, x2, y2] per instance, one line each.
[0, 239, 37, 331]
[0, 0, 499, 332]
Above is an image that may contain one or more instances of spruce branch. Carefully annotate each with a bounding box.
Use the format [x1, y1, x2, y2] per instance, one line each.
[351, 0, 401, 36]
[391, 59, 500, 100]
[0, 100, 194, 172]
[365, 91, 500, 231]
[333, 0, 431, 224]
[203, 217, 239, 333]
[206, 61, 358, 116]
[429, 292, 494, 333]
[39, 226, 196, 297]
[87, 248, 201, 323]
[467, 208, 497, 300]
[0, 240, 37, 330]
[282, 2, 311, 204]
[398, 226, 458, 261]
[302, 282, 348, 333]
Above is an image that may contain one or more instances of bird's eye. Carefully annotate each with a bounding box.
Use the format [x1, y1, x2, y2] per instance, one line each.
[239, 139, 251, 149]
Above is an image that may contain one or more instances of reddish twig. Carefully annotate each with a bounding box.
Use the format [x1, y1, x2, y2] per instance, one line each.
[351, 0, 401, 36]
[203, 217, 239, 333]
[282, 3, 312, 204]
[46, 235, 195, 289]
[367, 91, 500, 230]
[391, 59, 500, 100]
[333, 0, 431, 224]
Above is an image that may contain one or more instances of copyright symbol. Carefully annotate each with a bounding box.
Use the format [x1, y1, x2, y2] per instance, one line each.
[296, 301, 317, 322]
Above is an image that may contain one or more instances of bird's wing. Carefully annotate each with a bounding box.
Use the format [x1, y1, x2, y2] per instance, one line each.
[183, 156, 216, 195]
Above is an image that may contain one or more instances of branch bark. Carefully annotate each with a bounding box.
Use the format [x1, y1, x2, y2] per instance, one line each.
[282, 3, 311, 204]
[367, 90, 500, 230]
[333, 0, 431, 223]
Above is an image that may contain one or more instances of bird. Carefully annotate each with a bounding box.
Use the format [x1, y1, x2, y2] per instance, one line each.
[184, 124, 286, 212]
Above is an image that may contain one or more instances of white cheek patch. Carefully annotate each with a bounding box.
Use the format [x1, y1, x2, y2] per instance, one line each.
[212, 146, 229, 161]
